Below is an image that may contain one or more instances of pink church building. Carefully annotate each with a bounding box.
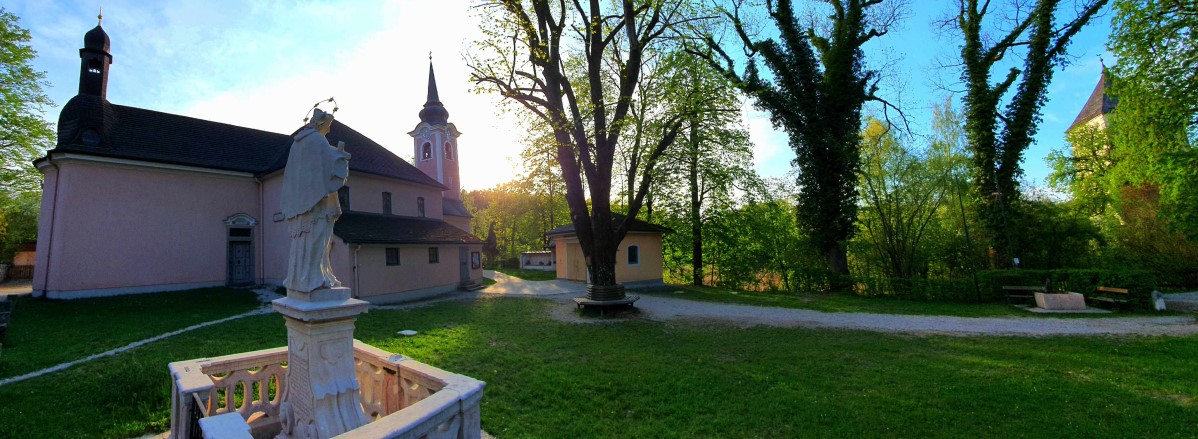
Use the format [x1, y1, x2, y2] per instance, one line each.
[32, 22, 483, 302]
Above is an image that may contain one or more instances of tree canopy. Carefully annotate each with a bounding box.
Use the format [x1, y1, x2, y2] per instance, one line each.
[0, 8, 54, 195]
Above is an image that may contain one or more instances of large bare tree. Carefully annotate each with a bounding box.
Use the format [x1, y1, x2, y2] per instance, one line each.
[470, 0, 688, 300]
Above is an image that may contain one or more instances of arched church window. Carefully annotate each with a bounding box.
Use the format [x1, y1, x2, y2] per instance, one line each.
[422, 142, 432, 160]
[338, 186, 350, 211]
[87, 59, 102, 74]
[444, 142, 453, 160]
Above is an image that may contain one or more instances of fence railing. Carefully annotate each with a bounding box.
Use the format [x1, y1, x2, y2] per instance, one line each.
[168, 340, 483, 439]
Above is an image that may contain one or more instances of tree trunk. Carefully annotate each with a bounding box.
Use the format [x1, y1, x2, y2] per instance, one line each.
[827, 246, 849, 276]
[688, 119, 703, 286]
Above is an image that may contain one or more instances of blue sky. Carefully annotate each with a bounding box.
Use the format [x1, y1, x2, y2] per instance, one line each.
[9, 0, 1112, 192]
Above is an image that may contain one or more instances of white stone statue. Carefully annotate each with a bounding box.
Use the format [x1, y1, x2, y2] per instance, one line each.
[281, 109, 351, 293]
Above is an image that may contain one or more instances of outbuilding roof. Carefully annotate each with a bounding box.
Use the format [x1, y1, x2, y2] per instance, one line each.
[544, 213, 670, 237]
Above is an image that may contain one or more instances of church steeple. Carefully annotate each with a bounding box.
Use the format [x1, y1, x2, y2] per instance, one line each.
[409, 56, 463, 208]
[79, 10, 113, 99]
[418, 59, 450, 125]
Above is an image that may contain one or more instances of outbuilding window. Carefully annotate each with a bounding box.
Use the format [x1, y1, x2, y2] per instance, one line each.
[386, 248, 400, 266]
[428, 247, 439, 263]
[627, 245, 640, 266]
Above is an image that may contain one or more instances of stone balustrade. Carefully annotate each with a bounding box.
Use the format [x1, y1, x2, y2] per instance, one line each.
[169, 340, 483, 439]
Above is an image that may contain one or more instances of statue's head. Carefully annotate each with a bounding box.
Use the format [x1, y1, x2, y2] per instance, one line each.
[306, 108, 335, 135]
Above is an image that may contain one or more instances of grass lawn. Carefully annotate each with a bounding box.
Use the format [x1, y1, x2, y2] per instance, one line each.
[639, 284, 1174, 318]
[2, 297, 1196, 438]
[0, 287, 261, 379]
[494, 267, 557, 281]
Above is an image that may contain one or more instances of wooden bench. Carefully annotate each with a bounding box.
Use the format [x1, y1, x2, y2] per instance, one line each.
[1089, 286, 1131, 309]
[1002, 285, 1046, 305]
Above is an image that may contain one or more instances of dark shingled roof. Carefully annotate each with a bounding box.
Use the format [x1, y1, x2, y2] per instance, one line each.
[1068, 73, 1118, 132]
[442, 198, 472, 217]
[545, 213, 670, 236]
[334, 212, 482, 245]
[44, 96, 445, 190]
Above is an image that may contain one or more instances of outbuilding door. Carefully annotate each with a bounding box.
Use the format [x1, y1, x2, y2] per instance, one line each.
[228, 241, 253, 286]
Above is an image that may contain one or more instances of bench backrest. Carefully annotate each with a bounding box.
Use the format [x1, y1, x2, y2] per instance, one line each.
[1096, 286, 1129, 295]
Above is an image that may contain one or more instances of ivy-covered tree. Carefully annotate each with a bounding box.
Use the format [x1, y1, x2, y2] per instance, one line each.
[949, 0, 1108, 264]
[693, 0, 902, 275]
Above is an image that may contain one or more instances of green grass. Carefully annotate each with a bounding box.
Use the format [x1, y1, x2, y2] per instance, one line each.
[0, 287, 261, 379]
[638, 284, 1177, 318]
[494, 267, 557, 281]
[480, 277, 497, 287]
[3, 297, 1198, 437]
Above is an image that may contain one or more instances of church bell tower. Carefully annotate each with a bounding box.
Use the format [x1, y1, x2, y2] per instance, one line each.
[409, 59, 462, 202]
[79, 13, 113, 98]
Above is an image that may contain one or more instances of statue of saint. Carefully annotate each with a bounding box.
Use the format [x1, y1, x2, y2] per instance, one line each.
[281, 109, 351, 293]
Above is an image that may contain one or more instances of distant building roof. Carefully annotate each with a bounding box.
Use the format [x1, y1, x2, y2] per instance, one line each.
[1068, 72, 1118, 132]
[334, 212, 482, 245]
[44, 95, 445, 189]
[544, 213, 670, 237]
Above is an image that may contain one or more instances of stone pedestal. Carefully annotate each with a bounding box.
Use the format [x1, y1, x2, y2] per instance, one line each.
[1034, 292, 1087, 311]
[272, 287, 370, 439]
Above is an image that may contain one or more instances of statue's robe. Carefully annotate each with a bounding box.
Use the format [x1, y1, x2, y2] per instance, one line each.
[281, 127, 350, 293]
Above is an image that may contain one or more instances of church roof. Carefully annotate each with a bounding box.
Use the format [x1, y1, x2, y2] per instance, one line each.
[544, 213, 670, 237]
[1068, 72, 1118, 132]
[84, 23, 110, 52]
[442, 198, 472, 218]
[44, 97, 446, 189]
[334, 212, 482, 245]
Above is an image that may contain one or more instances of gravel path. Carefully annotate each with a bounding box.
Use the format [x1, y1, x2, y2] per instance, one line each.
[480, 272, 1198, 337]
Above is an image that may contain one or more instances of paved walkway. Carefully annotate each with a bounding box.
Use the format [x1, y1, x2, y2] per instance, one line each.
[0, 280, 32, 300]
[478, 272, 1198, 337]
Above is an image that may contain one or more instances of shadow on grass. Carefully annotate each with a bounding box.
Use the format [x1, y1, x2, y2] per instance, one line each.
[3, 297, 1197, 438]
[0, 288, 261, 379]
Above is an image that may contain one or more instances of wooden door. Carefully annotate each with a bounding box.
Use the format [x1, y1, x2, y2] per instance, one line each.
[228, 241, 253, 286]
[459, 246, 469, 283]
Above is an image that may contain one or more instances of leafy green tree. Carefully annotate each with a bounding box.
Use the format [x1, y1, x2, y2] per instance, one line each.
[694, 0, 903, 275]
[950, 0, 1108, 263]
[1107, 0, 1198, 238]
[0, 191, 38, 262]
[857, 119, 951, 278]
[0, 8, 54, 195]
[470, 1, 687, 299]
[631, 51, 756, 286]
[1047, 124, 1114, 215]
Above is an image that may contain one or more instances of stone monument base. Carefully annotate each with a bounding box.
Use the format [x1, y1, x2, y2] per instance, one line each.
[272, 287, 371, 438]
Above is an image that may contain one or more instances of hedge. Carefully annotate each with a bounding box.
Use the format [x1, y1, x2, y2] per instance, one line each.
[788, 268, 1158, 309]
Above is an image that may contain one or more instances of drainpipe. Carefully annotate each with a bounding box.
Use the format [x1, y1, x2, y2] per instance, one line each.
[36, 159, 61, 298]
[256, 176, 264, 286]
[353, 244, 362, 298]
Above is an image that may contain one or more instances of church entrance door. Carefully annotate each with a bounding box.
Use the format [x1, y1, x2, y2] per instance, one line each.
[228, 241, 253, 286]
